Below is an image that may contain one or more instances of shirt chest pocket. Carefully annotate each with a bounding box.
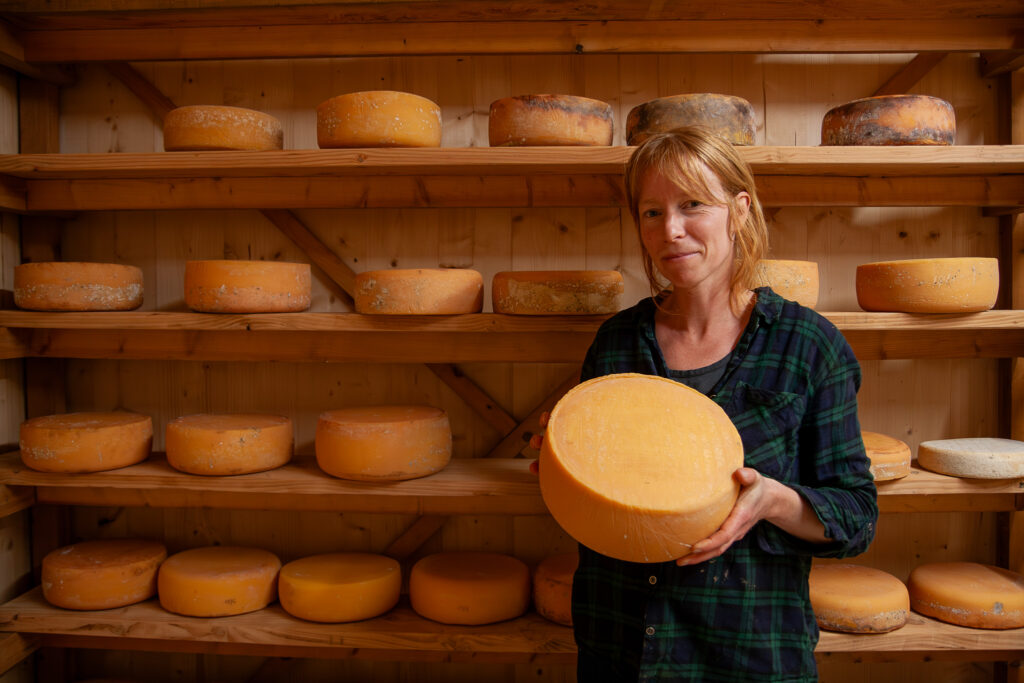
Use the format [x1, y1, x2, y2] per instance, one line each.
[721, 382, 806, 481]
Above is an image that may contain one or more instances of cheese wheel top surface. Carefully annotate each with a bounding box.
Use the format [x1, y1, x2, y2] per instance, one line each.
[319, 404, 444, 426]
[161, 546, 281, 577]
[411, 552, 528, 585]
[489, 94, 613, 147]
[44, 538, 166, 570]
[165, 413, 293, 476]
[42, 538, 167, 610]
[168, 413, 291, 432]
[809, 563, 909, 633]
[821, 94, 955, 146]
[855, 257, 998, 313]
[163, 105, 284, 151]
[281, 552, 400, 584]
[20, 411, 153, 473]
[24, 411, 150, 431]
[316, 90, 442, 148]
[626, 93, 756, 146]
[14, 261, 144, 311]
[279, 552, 401, 622]
[917, 437, 1024, 479]
[909, 561, 1024, 629]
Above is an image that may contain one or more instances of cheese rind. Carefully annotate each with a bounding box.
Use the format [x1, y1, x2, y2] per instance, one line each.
[755, 260, 819, 309]
[14, 262, 143, 311]
[855, 258, 998, 313]
[821, 94, 956, 146]
[489, 94, 613, 147]
[492, 270, 623, 315]
[20, 411, 153, 473]
[862, 431, 912, 482]
[409, 552, 531, 625]
[165, 414, 293, 476]
[533, 552, 578, 626]
[626, 93, 756, 146]
[163, 105, 283, 151]
[158, 546, 281, 617]
[917, 438, 1024, 479]
[908, 561, 1024, 629]
[184, 260, 312, 313]
[354, 268, 483, 314]
[316, 91, 442, 148]
[809, 563, 909, 633]
[278, 553, 401, 623]
[42, 539, 167, 610]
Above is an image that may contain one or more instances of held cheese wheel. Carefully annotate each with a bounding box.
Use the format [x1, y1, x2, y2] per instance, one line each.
[626, 93, 756, 146]
[809, 563, 909, 633]
[42, 539, 167, 610]
[908, 561, 1024, 629]
[855, 258, 998, 313]
[755, 260, 819, 308]
[158, 546, 281, 617]
[409, 552, 531, 625]
[316, 91, 442, 148]
[14, 262, 143, 312]
[315, 405, 452, 481]
[489, 94, 613, 147]
[862, 431, 912, 482]
[821, 94, 955, 146]
[185, 260, 311, 313]
[354, 268, 483, 314]
[163, 105, 283, 151]
[492, 270, 623, 315]
[165, 414, 293, 476]
[539, 373, 743, 563]
[917, 438, 1024, 479]
[533, 552, 578, 626]
[278, 553, 401, 623]
[20, 412, 153, 473]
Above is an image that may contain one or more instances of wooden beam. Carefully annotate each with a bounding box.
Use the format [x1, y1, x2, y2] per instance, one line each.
[426, 363, 518, 435]
[258, 209, 355, 307]
[0, 486, 33, 519]
[487, 373, 577, 460]
[0, 633, 38, 676]
[982, 51, 1024, 79]
[873, 53, 948, 96]
[102, 61, 176, 121]
[384, 515, 448, 561]
[0, 20, 72, 85]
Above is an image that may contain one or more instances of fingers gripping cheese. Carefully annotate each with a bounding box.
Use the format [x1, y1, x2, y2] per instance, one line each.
[809, 563, 909, 633]
[158, 546, 281, 617]
[166, 414, 293, 476]
[42, 539, 167, 610]
[539, 373, 743, 563]
[278, 553, 401, 623]
[20, 411, 153, 473]
[14, 262, 144, 311]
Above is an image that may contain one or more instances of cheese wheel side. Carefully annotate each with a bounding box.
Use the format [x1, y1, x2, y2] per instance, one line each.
[14, 262, 143, 311]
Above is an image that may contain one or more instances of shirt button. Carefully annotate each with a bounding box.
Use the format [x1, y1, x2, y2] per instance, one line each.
[648, 575, 657, 585]
[645, 626, 656, 636]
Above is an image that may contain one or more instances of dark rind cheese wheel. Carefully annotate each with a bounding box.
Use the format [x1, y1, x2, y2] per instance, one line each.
[489, 94, 613, 147]
[821, 94, 955, 146]
[626, 94, 756, 146]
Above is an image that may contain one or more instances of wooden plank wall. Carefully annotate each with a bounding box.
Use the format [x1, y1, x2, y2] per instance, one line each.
[49, 52, 1001, 682]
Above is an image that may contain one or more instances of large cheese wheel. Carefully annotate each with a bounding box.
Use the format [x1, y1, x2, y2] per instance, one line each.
[855, 258, 998, 313]
[821, 94, 956, 146]
[539, 373, 743, 563]
[163, 105, 283, 151]
[165, 414, 293, 476]
[20, 412, 153, 473]
[626, 94, 756, 146]
[354, 268, 483, 314]
[533, 552, 578, 626]
[315, 405, 452, 481]
[917, 438, 1024, 479]
[184, 260, 311, 313]
[278, 553, 401, 623]
[492, 270, 623, 315]
[862, 431, 912, 482]
[755, 260, 819, 308]
[14, 262, 143, 312]
[908, 561, 1024, 629]
[489, 94, 613, 147]
[316, 91, 442, 148]
[42, 539, 167, 610]
[809, 563, 909, 633]
[158, 546, 280, 617]
[409, 552, 530, 625]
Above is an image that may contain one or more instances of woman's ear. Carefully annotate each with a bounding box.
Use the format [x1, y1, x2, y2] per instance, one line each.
[734, 191, 751, 220]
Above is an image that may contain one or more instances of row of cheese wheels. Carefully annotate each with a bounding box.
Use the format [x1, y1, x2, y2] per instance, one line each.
[864, 431, 1024, 481]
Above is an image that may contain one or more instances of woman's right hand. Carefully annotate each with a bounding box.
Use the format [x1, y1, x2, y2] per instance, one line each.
[528, 411, 550, 475]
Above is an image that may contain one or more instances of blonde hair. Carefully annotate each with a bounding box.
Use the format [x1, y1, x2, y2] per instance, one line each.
[624, 127, 769, 315]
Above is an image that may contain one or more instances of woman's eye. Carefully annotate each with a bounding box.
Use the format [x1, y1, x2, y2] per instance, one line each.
[682, 200, 702, 209]
[642, 209, 661, 218]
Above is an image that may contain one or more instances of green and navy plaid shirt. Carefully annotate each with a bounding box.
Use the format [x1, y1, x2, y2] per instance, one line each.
[572, 288, 878, 682]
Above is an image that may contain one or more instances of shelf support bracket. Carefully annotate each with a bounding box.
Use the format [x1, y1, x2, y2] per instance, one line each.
[873, 53, 948, 97]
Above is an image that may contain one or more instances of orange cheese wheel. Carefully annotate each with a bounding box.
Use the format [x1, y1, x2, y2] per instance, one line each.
[278, 553, 401, 623]
[165, 414, 293, 476]
[409, 552, 531, 625]
[755, 260, 819, 308]
[821, 94, 955, 146]
[908, 561, 1024, 629]
[42, 539, 167, 610]
[184, 260, 311, 313]
[489, 94, 613, 147]
[856, 258, 998, 313]
[163, 105, 283, 151]
[917, 438, 1024, 479]
[354, 268, 483, 314]
[14, 262, 143, 312]
[492, 270, 623, 315]
[626, 94, 756, 146]
[809, 563, 909, 633]
[539, 373, 743, 563]
[20, 412, 153, 473]
[316, 91, 442, 148]
[315, 405, 452, 481]
[862, 431, 912, 482]
[533, 552, 578, 626]
[158, 546, 280, 617]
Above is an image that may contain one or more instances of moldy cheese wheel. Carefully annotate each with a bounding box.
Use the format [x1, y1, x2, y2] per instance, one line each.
[316, 405, 452, 481]
[165, 414, 293, 476]
[20, 411, 153, 473]
[158, 546, 281, 617]
[316, 91, 442, 148]
[185, 260, 311, 313]
[855, 257, 998, 313]
[821, 94, 955, 146]
[42, 539, 167, 610]
[489, 94, 613, 147]
[626, 93, 756, 146]
[354, 268, 483, 314]
[163, 105, 283, 151]
[539, 373, 743, 563]
[278, 552, 401, 623]
[862, 431, 912, 482]
[14, 262, 143, 311]
[908, 561, 1024, 629]
[809, 563, 909, 633]
[917, 438, 1024, 479]
[755, 260, 819, 308]
[492, 270, 623, 315]
[533, 552, 578, 626]
[409, 552, 530, 625]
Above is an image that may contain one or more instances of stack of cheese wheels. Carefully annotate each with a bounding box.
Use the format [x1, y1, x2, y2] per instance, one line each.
[755, 260, 819, 308]
[539, 373, 743, 563]
[492, 270, 623, 315]
[917, 438, 1024, 479]
[42, 539, 167, 610]
[821, 94, 956, 146]
[855, 257, 998, 313]
[489, 94, 613, 147]
[14, 262, 143, 311]
[278, 552, 401, 622]
[409, 552, 531, 625]
[626, 93, 756, 146]
[316, 405, 452, 481]
[184, 260, 312, 313]
[158, 546, 281, 617]
[861, 431, 912, 482]
[809, 563, 909, 633]
[533, 552, 578, 626]
[165, 414, 293, 476]
[316, 91, 442, 148]
[20, 412, 153, 473]
[908, 561, 1024, 629]
[354, 268, 483, 314]
[163, 105, 283, 151]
